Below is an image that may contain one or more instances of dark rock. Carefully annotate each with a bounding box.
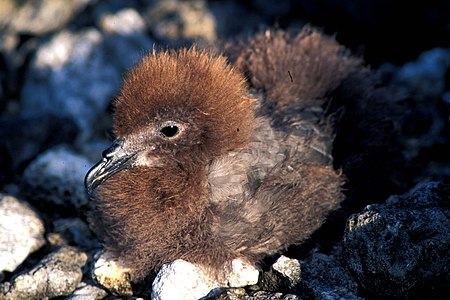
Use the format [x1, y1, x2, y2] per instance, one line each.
[382, 48, 450, 183]
[80, 139, 112, 163]
[0, 246, 87, 300]
[250, 0, 293, 18]
[343, 181, 450, 298]
[297, 252, 361, 300]
[208, 1, 263, 38]
[0, 115, 78, 184]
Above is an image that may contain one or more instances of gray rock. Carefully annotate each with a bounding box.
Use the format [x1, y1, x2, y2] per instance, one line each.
[393, 48, 450, 101]
[0, 194, 45, 273]
[20, 26, 152, 142]
[21, 146, 91, 210]
[343, 181, 450, 298]
[144, 0, 217, 42]
[66, 282, 108, 300]
[0, 0, 92, 35]
[0, 246, 88, 300]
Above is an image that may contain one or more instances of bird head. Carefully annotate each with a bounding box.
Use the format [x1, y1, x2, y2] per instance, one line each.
[85, 48, 255, 195]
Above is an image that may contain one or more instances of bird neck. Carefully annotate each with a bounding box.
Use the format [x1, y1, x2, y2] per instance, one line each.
[148, 161, 209, 213]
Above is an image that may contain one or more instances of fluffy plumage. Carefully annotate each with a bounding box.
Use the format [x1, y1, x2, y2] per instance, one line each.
[85, 27, 376, 280]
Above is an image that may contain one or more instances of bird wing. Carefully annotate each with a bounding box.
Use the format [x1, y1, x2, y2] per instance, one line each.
[207, 109, 343, 260]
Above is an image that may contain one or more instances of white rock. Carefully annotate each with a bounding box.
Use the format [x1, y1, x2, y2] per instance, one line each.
[227, 258, 260, 287]
[99, 8, 146, 34]
[152, 259, 217, 300]
[272, 255, 301, 288]
[152, 258, 259, 300]
[0, 194, 45, 272]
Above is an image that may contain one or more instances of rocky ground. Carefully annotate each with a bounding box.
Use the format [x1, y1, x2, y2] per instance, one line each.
[0, 0, 449, 299]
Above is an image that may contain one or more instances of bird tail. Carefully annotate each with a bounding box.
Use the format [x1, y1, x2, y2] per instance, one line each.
[226, 26, 362, 109]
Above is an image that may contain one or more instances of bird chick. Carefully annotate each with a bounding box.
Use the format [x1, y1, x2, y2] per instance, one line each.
[86, 29, 348, 281]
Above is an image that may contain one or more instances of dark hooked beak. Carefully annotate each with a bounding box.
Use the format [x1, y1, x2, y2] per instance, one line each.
[85, 139, 136, 195]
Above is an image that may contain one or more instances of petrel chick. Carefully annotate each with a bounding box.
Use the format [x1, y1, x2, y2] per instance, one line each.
[86, 28, 359, 281]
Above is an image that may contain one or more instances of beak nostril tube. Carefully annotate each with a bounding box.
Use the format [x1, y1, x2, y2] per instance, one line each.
[85, 138, 137, 195]
[102, 139, 125, 159]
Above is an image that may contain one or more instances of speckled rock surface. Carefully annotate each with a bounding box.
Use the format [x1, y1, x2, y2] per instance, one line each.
[0, 194, 45, 273]
[343, 182, 450, 298]
[21, 146, 92, 210]
[0, 246, 87, 300]
[92, 251, 133, 296]
[298, 252, 361, 300]
[271, 256, 302, 291]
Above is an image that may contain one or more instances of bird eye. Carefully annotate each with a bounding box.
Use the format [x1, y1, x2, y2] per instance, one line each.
[160, 124, 180, 138]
